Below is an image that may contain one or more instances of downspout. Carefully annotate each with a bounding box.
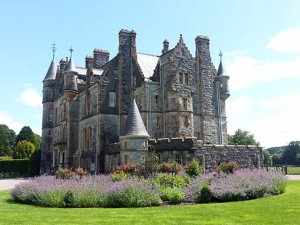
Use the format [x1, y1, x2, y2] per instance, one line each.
[216, 80, 223, 144]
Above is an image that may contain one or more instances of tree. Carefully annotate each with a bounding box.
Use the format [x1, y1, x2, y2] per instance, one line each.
[262, 149, 271, 165]
[0, 124, 16, 156]
[282, 141, 300, 165]
[33, 133, 42, 151]
[228, 129, 260, 146]
[15, 126, 35, 145]
[13, 140, 35, 159]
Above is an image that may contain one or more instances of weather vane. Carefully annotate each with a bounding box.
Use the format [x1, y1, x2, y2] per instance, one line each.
[69, 46, 74, 57]
[51, 43, 57, 60]
[219, 50, 223, 62]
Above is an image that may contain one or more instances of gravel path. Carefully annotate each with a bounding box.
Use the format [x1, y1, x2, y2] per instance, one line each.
[1, 175, 300, 191]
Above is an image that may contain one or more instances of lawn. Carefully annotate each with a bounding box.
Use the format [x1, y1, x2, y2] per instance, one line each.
[288, 167, 300, 175]
[0, 181, 299, 225]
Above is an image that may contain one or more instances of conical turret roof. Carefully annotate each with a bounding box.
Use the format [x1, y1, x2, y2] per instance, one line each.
[44, 59, 57, 80]
[217, 61, 228, 76]
[123, 100, 150, 138]
[66, 57, 76, 72]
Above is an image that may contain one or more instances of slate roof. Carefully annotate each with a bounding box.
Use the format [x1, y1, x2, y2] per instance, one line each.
[66, 57, 76, 72]
[74, 67, 104, 76]
[137, 52, 159, 80]
[123, 99, 150, 138]
[217, 61, 228, 76]
[44, 60, 57, 80]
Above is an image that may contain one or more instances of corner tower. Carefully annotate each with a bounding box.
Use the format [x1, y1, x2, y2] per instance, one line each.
[215, 50, 230, 144]
[41, 44, 57, 173]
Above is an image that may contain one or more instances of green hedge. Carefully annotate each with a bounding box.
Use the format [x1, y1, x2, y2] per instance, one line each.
[0, 159, 29, 175]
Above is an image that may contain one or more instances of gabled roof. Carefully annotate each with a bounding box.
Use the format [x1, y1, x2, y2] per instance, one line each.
[44, 60, 57, 80]
[137, 53, 159, 80]
[123, 99, 150, 138]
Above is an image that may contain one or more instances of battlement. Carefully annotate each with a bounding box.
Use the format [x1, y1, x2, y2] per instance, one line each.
[149, 137, 197, 151]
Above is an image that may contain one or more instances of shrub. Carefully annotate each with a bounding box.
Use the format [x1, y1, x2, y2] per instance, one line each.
[185, 159, 202, 177]
[0, 156, 13, 160]
[183, 174, 214, 202]
[198, 186, 212, 203]
[110, 170, 129, 181]
[55, 167, 87, 179]
[160, 187, 185, 204]
[28, 149, 40, 177]
[152, 173, 192, 189]
[0, 159, 29, 175]
[11, 175, 162, 208]
[13, 140, 35, 159]
[216, 161, 239, 174]
[158, 162, 181, 174]
[210, 169, 287, 202]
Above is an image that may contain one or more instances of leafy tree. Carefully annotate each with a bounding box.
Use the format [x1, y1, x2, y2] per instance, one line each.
[262, 149, 271, 165]
[13, 140, 36, 159]
[282, 141, 300, 165]
[272, 154, 283, 165]
[0, 124, 16, 156]
[33, 133, 42, 150]
[228, 129, 260, 146]
[15, 126, 35, 145]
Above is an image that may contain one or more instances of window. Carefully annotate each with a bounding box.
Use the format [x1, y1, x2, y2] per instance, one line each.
[83, 126, 93, 151]
[172, 116, 177, 127]
[179, 72, 183, 83]
[49, 112, 53, 122]
[184, 73, 189, 84]
[182, 98, 187, 110]
[109, 92, 116, 107]
[173, 152, 182, 165]
[171, 98, 176, 108]
[155, 117, 160, 128]
[85, 94, 90, 115]
[155, 95, 159, 105]
[183, 116, 189, 127]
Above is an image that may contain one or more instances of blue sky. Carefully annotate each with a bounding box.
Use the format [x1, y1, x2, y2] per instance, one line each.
[0, 0, 299, 148]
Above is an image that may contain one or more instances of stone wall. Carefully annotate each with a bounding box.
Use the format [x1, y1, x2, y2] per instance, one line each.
[149, 137, 262, 172]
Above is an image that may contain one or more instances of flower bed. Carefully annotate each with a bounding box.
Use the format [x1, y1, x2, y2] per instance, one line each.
[11, 167, 287, 208]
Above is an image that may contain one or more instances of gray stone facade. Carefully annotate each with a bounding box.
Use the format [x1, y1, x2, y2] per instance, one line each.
[41, 29, 255, 174]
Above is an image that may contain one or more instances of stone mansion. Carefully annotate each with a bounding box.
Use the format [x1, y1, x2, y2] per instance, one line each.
[41, 29, 260, 174]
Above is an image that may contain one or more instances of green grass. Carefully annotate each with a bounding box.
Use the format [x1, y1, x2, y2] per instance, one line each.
[287, 167, 300, 175]
[0, 181, 300, 225]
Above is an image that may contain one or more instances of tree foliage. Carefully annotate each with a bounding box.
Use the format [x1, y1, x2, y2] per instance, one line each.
[228, 129, 260, 146]
[16, 126, 35, 144]
[282, 141, 300, 165]
[0, 124, 16, 156]
[13, 140, 36, 159]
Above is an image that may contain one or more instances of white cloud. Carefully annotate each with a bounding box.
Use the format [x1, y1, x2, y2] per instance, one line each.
[267, 28, 300, 53]
[0, 110, 24, 132]
[227, 97, 252, 119]
[16, 88, 42, 108]
[225, 53, 300, 90]
[227, 92, 300, 148]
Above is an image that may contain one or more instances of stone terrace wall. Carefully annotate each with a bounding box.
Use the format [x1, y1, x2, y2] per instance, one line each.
[149, 137, 262, 172]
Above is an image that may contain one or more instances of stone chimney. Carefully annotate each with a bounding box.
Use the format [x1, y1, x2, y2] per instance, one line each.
[85, 55, 94, 68]
[118, 29, 137, 57]
[93, 49, 110, 69]
[162, 39, 169, 54]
